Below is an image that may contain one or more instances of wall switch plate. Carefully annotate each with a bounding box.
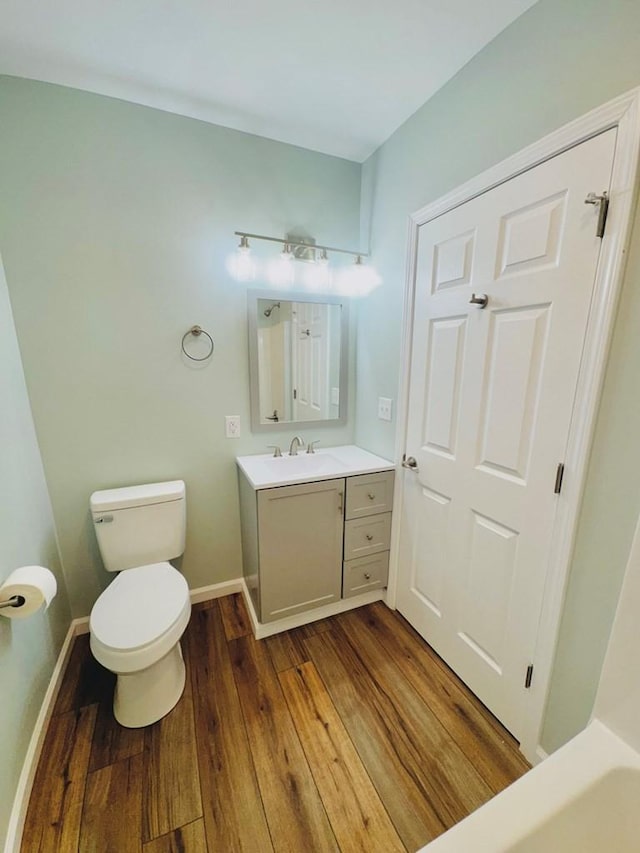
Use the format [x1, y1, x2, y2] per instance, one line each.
[378, 397, 393, 422]
[331, 386, 340, 406]
[225, 415, 241, 438]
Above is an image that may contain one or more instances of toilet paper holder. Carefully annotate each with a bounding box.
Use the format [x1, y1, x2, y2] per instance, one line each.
[0, 595, 25, 610]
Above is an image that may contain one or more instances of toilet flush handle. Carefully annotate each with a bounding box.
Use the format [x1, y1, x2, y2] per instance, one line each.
[95, 515, 114, 524]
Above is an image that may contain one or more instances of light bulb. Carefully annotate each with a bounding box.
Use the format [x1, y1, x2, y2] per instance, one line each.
[334, 255, 381, 296]
[226, 235, 256, 281]
[226, 253, 256, 281]
[303, 253, 332, 291]
[266, 254, 295, 287]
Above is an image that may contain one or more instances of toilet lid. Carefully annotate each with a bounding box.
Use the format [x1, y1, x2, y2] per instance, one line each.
[90, 562, 189, 651]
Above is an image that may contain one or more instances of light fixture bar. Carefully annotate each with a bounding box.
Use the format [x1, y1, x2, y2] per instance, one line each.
[234, 231, 368, 259]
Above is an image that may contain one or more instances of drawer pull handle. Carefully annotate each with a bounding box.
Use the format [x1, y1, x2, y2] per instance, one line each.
[367, 493, 376, 500]
[364, 572, 371, 580]
[366, 533, 373, 541]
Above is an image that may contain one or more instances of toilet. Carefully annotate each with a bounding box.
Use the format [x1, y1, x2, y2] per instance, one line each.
[89, 480, 191, 728]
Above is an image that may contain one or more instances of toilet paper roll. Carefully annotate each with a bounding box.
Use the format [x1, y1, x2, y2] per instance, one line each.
[0, 566, 57, 619]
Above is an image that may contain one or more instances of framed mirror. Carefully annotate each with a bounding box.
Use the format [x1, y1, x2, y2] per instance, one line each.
[248, 290, 348, 431]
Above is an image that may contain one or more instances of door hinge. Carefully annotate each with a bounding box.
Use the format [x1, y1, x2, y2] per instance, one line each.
[525, 665, 534, 689]
[554, 463, 565, 495]
[585, 191, 609, 238]
[293, 388, 297, 400]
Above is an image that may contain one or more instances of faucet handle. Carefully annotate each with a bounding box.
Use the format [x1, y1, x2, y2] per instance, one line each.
[267, 445, 282, 458]
[306, 440, 320, 454]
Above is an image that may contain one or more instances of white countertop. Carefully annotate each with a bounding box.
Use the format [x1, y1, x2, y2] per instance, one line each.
[236, 444, 394, 490]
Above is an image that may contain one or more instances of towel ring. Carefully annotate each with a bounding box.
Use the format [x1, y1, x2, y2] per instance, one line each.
[182, 325, 214, 361]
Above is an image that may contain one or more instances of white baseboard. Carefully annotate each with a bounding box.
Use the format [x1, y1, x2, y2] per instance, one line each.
[64, 579, 245, 632]
[74, 615, 90, 635]
[3, 617, 87, 853]
[240, 578, 385, 639]
[189, 578, 243, 605]
[534, 745, 550, 765]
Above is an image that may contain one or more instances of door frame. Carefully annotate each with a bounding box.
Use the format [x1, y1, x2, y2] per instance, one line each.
[387, 88, 640, 762]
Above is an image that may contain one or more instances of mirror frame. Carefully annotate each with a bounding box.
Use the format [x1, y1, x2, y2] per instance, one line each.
[248, 289, 349, 432]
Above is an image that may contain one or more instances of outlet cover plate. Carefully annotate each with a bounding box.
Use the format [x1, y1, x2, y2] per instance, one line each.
[225, 415, 241, 438]
[378, 397, 393, 422]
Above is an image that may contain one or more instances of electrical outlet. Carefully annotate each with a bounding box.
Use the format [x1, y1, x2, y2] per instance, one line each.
[225, 415, 241, 438]
[378, 397, 393, 422]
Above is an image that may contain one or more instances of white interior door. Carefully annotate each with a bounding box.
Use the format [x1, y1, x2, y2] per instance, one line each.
[396, 129, 616, 740]
[292, 301, 329, 421]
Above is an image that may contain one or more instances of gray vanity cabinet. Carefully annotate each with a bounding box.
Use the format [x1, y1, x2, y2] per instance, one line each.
[238, 464, 395, 627]
[242, 477, 345, 623]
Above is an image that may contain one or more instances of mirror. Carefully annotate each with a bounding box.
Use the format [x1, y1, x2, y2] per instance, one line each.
[248, 290, 348, 431]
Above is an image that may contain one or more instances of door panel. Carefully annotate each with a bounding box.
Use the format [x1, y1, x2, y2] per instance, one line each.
[496, 191, 566, 278]
[433, 229, 476, 291]
[423, 317, 467, 457]
[413, 485, 451, 615]
[459, 511, 519, 673]
[477, 304, 551, 481]
[397, 129, 617, 739]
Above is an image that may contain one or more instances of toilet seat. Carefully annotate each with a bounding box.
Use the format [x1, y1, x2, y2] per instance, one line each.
[90, 562, 191, 674]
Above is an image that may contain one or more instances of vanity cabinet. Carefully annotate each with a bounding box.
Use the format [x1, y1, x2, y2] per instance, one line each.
[238, 464, 395, 626]
[240, 476, 345, 623]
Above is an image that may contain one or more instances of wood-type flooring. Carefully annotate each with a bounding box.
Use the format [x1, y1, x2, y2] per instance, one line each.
[22, 595, 530, 851]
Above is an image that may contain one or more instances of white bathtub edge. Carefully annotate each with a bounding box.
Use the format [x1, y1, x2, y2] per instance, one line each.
[422, 721, 640, 852]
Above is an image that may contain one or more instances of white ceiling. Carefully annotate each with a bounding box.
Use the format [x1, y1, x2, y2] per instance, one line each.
[0, 0, 537, 162]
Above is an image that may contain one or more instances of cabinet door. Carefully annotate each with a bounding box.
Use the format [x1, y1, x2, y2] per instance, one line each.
[258, 478, 345, 622]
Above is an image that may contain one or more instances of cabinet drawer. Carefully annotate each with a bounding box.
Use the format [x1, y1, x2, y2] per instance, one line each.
[344, 513, 392, 560]
[345, 471, 395, 520]
[343, 552, 389, 598]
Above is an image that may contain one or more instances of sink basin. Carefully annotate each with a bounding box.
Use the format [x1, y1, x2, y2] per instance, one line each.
[236, 444, 394, 490]
[262, 453, 341, 478]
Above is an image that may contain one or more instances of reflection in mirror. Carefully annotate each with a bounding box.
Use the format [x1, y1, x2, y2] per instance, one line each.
[248, 291, 348, 431]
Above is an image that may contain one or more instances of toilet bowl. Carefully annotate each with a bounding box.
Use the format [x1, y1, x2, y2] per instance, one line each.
[89, 480, 190, 728]
[90, 562, 191, 727]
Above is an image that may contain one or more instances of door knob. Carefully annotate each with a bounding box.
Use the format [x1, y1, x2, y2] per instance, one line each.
[402, 455, 419, 471]
[469, 293, 489, 308]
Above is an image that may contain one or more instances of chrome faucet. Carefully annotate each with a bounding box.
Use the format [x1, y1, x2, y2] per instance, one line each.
[288, 435, 305, 456]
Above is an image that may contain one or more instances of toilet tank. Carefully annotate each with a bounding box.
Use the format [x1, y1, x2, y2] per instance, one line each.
[90, 480, 186, 572]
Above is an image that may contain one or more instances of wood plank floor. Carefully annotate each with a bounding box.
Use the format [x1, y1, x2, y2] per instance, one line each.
[22, 596, 530, 852]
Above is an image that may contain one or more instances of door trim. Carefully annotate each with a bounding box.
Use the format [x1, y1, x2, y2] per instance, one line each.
[387, 87, 640, 762]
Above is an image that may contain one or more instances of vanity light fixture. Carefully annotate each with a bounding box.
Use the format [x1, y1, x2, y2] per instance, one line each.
[230, 230, 381, 295]
[233, 231, 367, 263]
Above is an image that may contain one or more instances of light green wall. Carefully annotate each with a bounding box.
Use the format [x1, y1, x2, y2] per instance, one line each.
[357, 0, 640, 752]
[0, 251, 71, 848]
[0, 77, 361, 617]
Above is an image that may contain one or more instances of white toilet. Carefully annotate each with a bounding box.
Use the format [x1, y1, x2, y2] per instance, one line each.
[89, 480, 191, 728]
